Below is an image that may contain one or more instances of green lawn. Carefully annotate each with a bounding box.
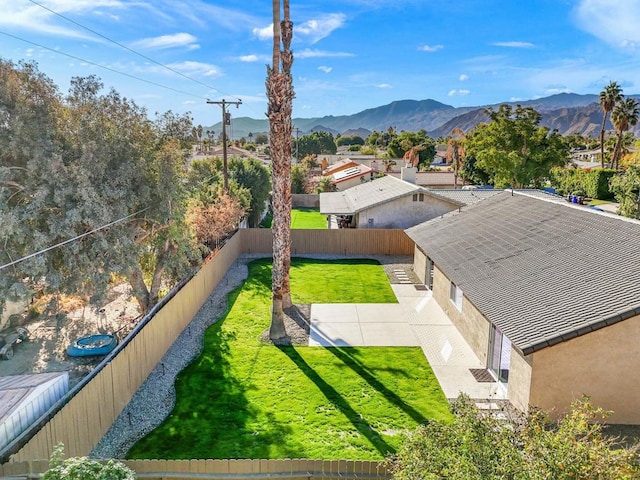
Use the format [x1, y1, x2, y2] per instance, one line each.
[260, 208, 327, 229]
[290, 207, 327, 229]
[127, 258, 451, 460]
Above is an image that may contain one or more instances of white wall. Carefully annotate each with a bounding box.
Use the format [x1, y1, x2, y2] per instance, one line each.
[358, 195, 457, 229]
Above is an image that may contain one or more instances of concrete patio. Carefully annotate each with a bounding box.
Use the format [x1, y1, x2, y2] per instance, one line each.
[309, 284, 506, 402]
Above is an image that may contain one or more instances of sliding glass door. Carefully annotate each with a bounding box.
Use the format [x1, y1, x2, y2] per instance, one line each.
[488, 324, 510, 383]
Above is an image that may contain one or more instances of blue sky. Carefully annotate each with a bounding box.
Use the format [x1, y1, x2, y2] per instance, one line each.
[2, 0, 640, 126]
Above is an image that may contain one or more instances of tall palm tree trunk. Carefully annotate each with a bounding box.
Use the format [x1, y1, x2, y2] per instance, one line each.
[600, 115, 607, 169]
[267, 0, 294, 341]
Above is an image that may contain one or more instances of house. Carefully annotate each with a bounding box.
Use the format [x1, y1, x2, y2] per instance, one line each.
[319, 175, 498, 229]
[388, 170, 467, 189]
[329, 163, 374, 191]
[406, 191, 640, 423]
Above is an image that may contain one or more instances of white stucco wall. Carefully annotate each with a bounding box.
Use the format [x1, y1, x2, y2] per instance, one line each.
[358, 194, 457, 229]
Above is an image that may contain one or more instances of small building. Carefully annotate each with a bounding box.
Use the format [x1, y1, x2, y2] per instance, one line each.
[329, 164, 374, 191]
[406, 191, 640, 423]
[321, 175, 468, 229]
[0, 372, 69, 450]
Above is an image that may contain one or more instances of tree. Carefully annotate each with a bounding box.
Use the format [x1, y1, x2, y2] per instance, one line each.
[610, 165, 640, 218]
[599, 81, 623, 168]
[228, 157, 271, 227]
[387, 130, 436, 170]
[266, 0, 294, 341]
[315, 176, 335, 193]
[611, 97, 639, 170]
[389, 395, 640, 480]
[446, 128, 466, 188]
[255, 133, 268, 145]
[43, 443, 135, 480]
[291, 164, 308, 194]
[186, 191, 245, 249]
[0, 61, 199, 315]
[296, 131, 337, 158]
[336, 135, 365, 147]
[458, 153, 491, 186]
[465, 104, 569, 188]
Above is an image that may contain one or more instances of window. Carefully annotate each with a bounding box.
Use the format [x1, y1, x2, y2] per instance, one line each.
[412, 194, 418, 201]
[418, 193, 424, 201]
[449, 281, 463, 311]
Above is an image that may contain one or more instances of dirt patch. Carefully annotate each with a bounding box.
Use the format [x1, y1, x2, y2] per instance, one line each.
[259, 304, 310, 346]
[0, 284, 141, 387]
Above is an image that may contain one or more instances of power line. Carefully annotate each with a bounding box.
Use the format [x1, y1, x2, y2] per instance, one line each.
[27, 0, 243, 103]
[0, 208, 149, 272]
[0, 30, 207, 100]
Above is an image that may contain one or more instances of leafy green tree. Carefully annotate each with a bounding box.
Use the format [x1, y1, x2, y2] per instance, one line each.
[297, 131, 337, 157]
[0, 61, 200, 314]
[389, 395, 639, 480]
[387, 131, 436, 170]
[465, 104, 569, 188]
[336, 135, 365, 147]
[291, 164, 308, 194]
[43, 443, 135, 480]
[228, 157, 271, 227]
[610, 165, 640, 218]
[254, 133, 269, 145]
[458, 154, 491, 186]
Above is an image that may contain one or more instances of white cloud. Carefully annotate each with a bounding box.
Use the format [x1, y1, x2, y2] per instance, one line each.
[419, 44, 443, 52]
[239, 54, 262, 62]
[491, 41, 535, 48]
[252, 24, 273, 40]
[376, 83, 392, 89]
[296, 48, 355, 59]
[318, 66, 333, 73]
[296, 13, 346, 44]
[459, 74, 469, 81]
[130, 33, 199, 50]
[166, 61, 221, 78]
[448, 89, 470, 96]
[574, 0, 640, 50]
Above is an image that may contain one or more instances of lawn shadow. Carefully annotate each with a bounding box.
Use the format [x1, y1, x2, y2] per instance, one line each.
[129, 283, 304, 459]
[327, 347, 428, 426]
[279, 345, 395, 457]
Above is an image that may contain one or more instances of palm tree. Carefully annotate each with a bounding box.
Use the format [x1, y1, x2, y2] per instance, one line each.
[266, 0, 294, 341]
[446, 127, 466, 188]
[599, 81, 622, 168]
[611, 98, 639, 170]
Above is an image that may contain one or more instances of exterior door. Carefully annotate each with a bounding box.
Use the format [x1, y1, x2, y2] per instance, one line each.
[488, 324, 510, 383]
[425, 257, 434, 290]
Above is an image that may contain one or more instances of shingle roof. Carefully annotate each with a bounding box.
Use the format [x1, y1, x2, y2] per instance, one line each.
[425, 189, 503, 205]
[406, 191, 640, 355]
[320, 175, 461, 215]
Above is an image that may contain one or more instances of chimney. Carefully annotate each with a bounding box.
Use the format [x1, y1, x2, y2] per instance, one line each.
[401, 164, 416, 184]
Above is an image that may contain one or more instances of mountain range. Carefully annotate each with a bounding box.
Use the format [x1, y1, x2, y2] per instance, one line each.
[214, 93, 640, 140]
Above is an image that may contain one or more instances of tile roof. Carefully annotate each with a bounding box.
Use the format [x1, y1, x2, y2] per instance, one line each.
[406, 191, 640, 355]
[320, 175, 459, 214]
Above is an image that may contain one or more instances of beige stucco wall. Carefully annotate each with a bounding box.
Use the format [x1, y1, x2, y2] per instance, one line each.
[431, 265, 490, 364]
[335, 176, 368, 191]
[358, 195, 457, 229]
[529, 314, 640, 424]
[413, 246, 428, 285]
[507, 348, 532, 413]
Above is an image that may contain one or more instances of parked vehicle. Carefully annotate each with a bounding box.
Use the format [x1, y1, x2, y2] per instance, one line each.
[0, 327, 29, 360]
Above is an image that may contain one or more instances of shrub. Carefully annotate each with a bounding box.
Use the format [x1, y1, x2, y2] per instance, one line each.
[43, 444, 135, 480]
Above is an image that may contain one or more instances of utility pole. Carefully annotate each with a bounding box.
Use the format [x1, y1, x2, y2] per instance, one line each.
[207, 99, 242, 191]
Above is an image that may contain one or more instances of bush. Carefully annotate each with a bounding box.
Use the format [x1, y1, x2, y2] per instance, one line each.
[388, 395, 639, 480]
[550, 167, 616, 199]
[43, 444, 136, 480]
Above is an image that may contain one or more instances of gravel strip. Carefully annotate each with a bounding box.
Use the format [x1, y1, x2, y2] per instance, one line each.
[90, 254, 414, 459]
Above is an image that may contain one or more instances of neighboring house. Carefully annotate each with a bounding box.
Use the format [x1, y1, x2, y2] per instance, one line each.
[320, 175, 474, 229]
[330, 164, 374, 191]
[388, 170, 466, 189]
[406, 191, 640, 424]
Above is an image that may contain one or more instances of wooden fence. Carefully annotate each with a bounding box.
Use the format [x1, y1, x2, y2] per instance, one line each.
[240, 229, 414, 256]
[1, 229, 413, 476]
[0, 458, 390, 479]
